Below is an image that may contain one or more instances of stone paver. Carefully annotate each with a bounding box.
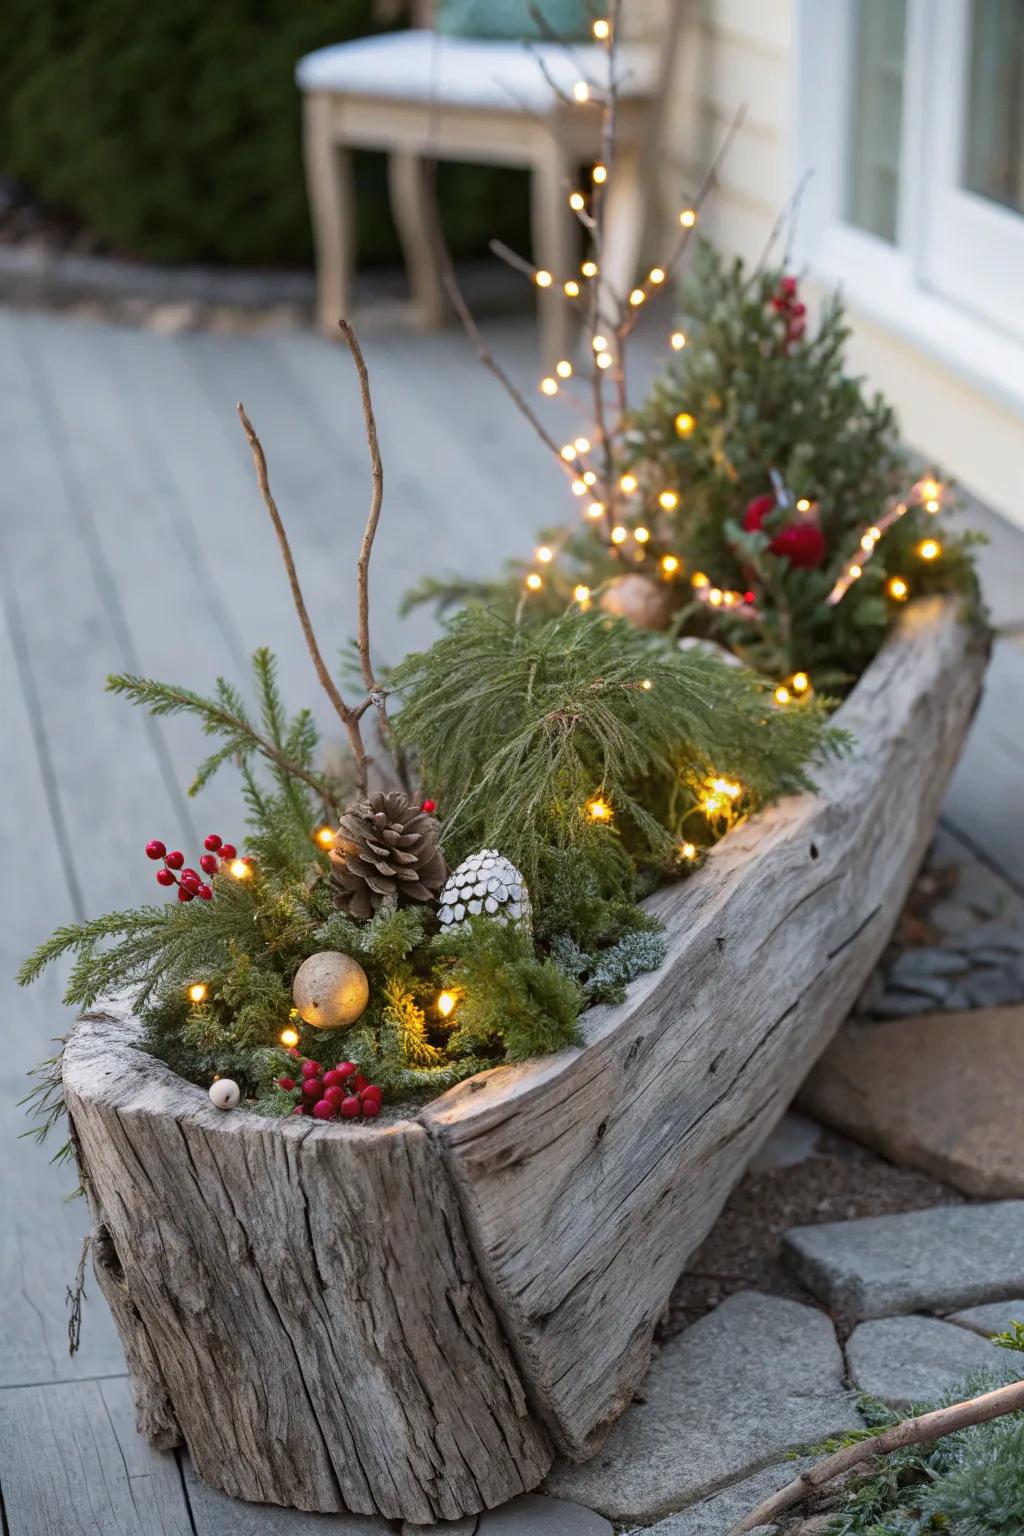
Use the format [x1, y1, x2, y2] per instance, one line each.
[784, 1202, 1024, 1320]
[948, 1298, 1024, 1337]
[544, 1292, 859, 1524]
[846, 1314, 1012, 1407]
[799, 1007, 1024, 1197]
[476, 1494, 611, 1534]
[749, 1111, 821, 1172]
[401, 1520, 476, 1535]
[623, 1459, 812, 1535]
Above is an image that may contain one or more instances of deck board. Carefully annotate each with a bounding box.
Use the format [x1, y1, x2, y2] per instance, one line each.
[1, 300, 1022, 1531]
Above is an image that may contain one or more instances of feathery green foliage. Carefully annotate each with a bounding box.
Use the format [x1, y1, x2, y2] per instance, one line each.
[807, 1363, 1024, 1535]
[392, 606, 847, 894]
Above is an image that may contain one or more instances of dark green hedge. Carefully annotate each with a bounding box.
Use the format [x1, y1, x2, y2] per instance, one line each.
[0, 1, 528, 268]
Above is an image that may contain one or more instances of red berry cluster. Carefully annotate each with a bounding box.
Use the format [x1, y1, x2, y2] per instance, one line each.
[279, 1057, 383, 1122]
[743, 493, 826, 571]
[145, 833, 239, 903]
[421, 798, 437, 814]
[770, 274, 806, 350]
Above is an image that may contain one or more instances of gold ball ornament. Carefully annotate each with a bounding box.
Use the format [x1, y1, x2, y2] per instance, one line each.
[292, 951, 369, 1031]
[599, 574, 675, 631]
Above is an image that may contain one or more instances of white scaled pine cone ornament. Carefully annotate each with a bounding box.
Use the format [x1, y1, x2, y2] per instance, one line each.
[437, 850, 532, 934]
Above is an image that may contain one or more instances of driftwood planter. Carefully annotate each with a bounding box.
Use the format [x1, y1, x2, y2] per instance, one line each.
[64, 598, 987, 1525]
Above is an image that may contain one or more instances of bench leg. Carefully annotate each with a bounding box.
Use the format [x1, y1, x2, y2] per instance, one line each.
[388, 151, 447, 330]
[303, 91, 356, 336]
[531, 142, 576, 366]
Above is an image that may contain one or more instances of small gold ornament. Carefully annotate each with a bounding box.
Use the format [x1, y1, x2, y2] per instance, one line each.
[292, 951, 369, 1031]
[599, 574, 675, 631]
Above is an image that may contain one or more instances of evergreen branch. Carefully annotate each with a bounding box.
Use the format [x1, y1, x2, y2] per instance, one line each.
[725, 1378, 1024, 1535]
[106, 670, 340, 816]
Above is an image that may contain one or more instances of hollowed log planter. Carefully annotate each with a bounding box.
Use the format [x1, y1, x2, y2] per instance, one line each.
[64, 598, 987, 1525]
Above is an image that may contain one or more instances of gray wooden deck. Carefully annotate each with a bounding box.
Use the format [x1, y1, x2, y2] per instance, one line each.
[2, 303, 1022, 1534]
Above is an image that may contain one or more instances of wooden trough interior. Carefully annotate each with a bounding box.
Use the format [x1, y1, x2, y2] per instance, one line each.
[63, 598, 988, 1523]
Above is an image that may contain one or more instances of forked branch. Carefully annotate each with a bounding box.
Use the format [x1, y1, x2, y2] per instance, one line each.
[238, 318, 391, 799]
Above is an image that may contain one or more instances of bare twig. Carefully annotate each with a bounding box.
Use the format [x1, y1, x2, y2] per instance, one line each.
[440, 251, 573, 472]
[725, 1378, 1024, 1535]
[337, 321, 385, 703]
[67, 1232, 91, 1355]
[238, 402, 373, 794]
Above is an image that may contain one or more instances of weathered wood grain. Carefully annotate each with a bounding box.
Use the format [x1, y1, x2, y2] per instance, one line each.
[422, 598, 989, 1459]
[0, 1375, 191, 1536]
[62, 1005, 552, 1523]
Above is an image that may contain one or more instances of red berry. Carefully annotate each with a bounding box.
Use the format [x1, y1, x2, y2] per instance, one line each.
[312, 1099, 336, 1120]
[204, 834, 223, 852]
[199, 854, 218, 874]
[177, 887, 194, 902]
[219, 843, 237, 861]
[353, 1074, 367, 1093]
[780, 275, 797, 297]
[197, 884, 213, 900]
[743, 493, 777, 532]
[323, 1085, 345, 1106]
[145, 839, 166, 860]
[744, 590, 757, 605]
[361, 1097, 381, 1118]
[336, 1061, 356, 1079]
[791, 301, 806, 318]
[302, 1078, 324, 1100]
[180, 874, 202, 895]
[322, 1069, 344, 1088]
[787, 318, 806, 342]
[339, 1095, 361, 1120]
[360, 1083, 382, 1099]
[301, 1060, 321, 1078]
[165, 850, 184, 870]
[771, 521, 826, 569]
[360, 1088, 382, 1108]
[278, 1077, 296, 1091]
[156, 868, 175, 887]
[421, 799, 437, 814]
[291, 1104, 307, 1115]
[770, 295, 788, 312]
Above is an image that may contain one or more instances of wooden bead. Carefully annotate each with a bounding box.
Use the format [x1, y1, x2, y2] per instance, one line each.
[292, 951, 369, 1031]
[208, 1078, 240, 1110]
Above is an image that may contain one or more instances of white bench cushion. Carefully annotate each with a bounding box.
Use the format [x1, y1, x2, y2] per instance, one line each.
[296, 30, 657, 112]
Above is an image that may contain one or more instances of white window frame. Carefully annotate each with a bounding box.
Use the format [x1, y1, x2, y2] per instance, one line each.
[793, 0, 1024, 417]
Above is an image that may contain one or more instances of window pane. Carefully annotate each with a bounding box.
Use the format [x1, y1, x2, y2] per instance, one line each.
[964, 0, 1024, 216]
[848, 0, 908, 242]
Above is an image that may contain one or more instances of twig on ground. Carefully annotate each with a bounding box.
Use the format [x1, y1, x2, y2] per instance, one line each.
[725, 1378, 1024, 1535]
[67, 1232, 91, 1355]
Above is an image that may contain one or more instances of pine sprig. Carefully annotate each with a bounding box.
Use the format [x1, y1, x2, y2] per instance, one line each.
[107, 647, 344, 816]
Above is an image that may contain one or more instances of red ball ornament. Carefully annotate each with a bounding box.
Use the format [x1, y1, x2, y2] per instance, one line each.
[204, 834, 223, 852]
[312, 1099, 335, 1121]
[165, 850, 184, 870]
[771, 521, 827, 569]
[219, 843, 237, 861]
[156, 868, 175, 887]
[197, 884, 213, 901]
[291, 1104, 307, 1116]
[743, 493, 777, 531]
[145, 839, 166, 861]
[421, 799, 437, 814]
[361, 1097, 381, 1118]
[278, 1077, 296, 1091]
[301, 1078, 324, 1100]
[199, 854, 218, 875]
[177, 887, 194, 902]
[339, 1095, 361, 1120]
[323, 1085, 345, 1106]
[301, 1060, 322, 1078]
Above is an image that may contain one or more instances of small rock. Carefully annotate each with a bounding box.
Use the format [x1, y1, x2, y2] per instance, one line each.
[403, 1520, 476, 1535]
[749, 1112, 822, 1172]
[622, 1460, 811, 1535]
[947, 1298, 1024, 1337]
[927, 899, 978, 935]
[783, 1200, 1024, 1320]
[798, 1007, 1024, 1197]
[963, 970, 1024, 1009]
[476, 1494, 611, 1534]
[955, 919, 1024, 954]
[544, 1292, 859, 1523]
[888, 947, 966, 981]
[846, 1314, 1015, 1406]
[876, 990, 936, 1017]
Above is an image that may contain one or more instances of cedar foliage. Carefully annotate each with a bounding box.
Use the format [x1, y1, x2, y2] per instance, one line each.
[391, 606, 847, 898]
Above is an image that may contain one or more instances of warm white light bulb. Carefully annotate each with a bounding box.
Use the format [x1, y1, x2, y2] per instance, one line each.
[556, 359, 573, 379]
[573, 80, 590, 103]
[670, 331, 686, 350]
[592, 16, 610, 39]
[535, 269, 553, 288]
[540, 376, 558, 396]
[634, 526, 650, 543]
[629, 288, 646, 306]
[620, 473, 638, 494]
[525, 572, 543, 591]
[679, 208, 697, 228]
[596, 352, 613, 369]
[659, 490, 679, 510]
[569, 191, 586, 212]
[610, 525, 628, 544]
[564, 279, 581, 297]
[536, 545, 553, 563]
[574, 436, 591, 453]
[649, 267, 666, 284]
[592, 163, 608, 184]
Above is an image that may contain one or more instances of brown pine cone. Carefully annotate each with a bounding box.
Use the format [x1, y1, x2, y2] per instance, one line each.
[329, 791, 448, 922]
